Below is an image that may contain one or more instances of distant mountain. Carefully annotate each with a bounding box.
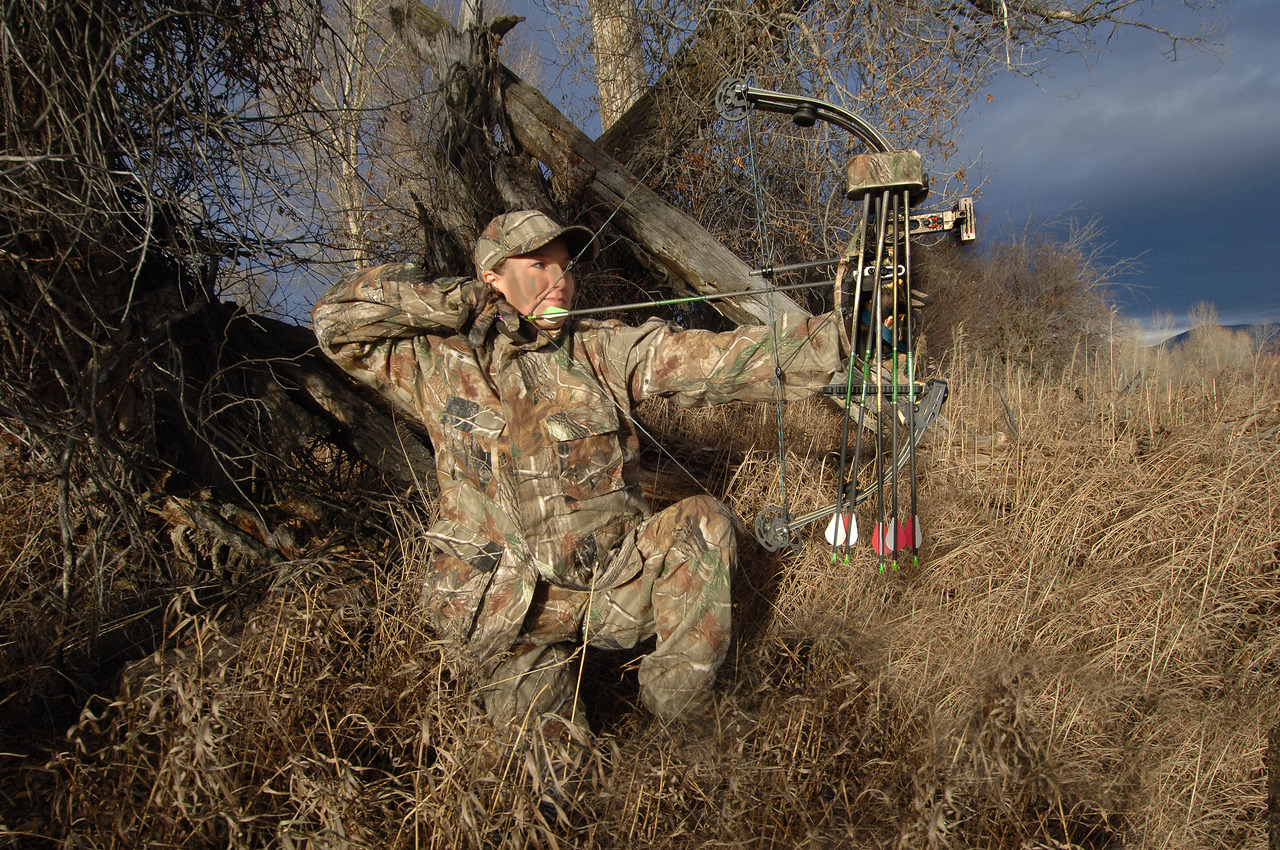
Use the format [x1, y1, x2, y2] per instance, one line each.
[1162, 323, 1280, 354]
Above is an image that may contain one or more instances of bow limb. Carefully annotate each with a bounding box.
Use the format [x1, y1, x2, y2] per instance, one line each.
[715, 78, 893, 154]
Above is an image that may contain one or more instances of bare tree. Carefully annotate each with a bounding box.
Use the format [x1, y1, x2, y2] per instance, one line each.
[266, 0, 468, 275]
[0, 0, 443, 737]
[296, 0, 391, 267]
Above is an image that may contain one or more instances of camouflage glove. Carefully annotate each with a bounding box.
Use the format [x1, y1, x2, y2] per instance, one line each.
[464, 284, 501, 346]
[427, 275, 495, 331]
[465, 286, 535, 346]
[494, 298, 537, 344]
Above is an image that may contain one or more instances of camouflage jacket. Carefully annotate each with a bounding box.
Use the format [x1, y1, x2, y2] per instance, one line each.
[313, 263, 844, 661]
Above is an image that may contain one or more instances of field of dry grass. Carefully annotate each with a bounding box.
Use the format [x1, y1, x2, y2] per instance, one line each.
[4, 323, 1277, 847]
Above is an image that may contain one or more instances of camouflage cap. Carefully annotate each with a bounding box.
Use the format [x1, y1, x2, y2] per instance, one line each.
[474, 210, 598, 274]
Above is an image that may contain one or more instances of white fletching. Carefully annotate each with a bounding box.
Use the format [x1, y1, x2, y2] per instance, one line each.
[825, 513, 858, 546]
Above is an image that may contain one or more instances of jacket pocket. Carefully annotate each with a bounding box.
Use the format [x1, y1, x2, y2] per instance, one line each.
[543, 406, 625, 502]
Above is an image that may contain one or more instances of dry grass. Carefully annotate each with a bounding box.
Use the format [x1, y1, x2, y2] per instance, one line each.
[4, 326, 1277, 848]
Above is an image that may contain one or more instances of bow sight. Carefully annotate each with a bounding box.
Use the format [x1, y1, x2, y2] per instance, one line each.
[715, 78, 975, 568]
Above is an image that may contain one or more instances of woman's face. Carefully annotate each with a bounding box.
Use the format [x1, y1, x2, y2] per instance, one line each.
[484, 238, 576, 329]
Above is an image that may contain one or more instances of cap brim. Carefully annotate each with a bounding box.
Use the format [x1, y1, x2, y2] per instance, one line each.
[540, 225, 598, 264]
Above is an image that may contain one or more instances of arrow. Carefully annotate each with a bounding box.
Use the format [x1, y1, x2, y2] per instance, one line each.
[530, 278, 842, 322]
[831, 205, 870, 564]
[868, 191, 891, 574]
[901, 188, 922, 566]
[888, 192, 903, 573]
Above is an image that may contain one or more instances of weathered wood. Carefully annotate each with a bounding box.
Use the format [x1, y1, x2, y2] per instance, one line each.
[596, 0, 808, 166]
[156, 496, 280, 563]
[216, 306, 439, 495]
[284, 361, 439, 494]
[389, 1, 553, 271]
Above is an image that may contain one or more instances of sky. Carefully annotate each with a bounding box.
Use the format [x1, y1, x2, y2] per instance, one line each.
[952, 0, 1280, 339]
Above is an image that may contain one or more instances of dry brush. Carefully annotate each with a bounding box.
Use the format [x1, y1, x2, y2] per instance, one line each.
[4, 326, 1271, 848]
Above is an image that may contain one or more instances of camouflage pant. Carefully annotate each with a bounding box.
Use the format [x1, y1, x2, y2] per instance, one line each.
[482, 494, 737, 727]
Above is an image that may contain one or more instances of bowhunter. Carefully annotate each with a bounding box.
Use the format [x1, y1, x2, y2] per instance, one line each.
[312, 210, 854, 736]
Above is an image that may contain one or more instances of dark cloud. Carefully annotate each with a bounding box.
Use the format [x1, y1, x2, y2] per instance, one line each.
[955, 0, 1280, 334]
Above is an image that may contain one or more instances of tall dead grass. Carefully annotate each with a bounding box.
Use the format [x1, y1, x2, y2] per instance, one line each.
[9, 325, 1278, 847]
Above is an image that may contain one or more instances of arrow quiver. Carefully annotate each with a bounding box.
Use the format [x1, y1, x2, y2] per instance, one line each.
[714, 78, 974, 561]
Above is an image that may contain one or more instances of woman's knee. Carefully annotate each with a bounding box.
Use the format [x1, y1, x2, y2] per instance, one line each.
[678, 494, 738, 542]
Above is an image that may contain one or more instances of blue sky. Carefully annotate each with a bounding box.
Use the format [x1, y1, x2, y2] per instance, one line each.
[954, 0, 1280, 337]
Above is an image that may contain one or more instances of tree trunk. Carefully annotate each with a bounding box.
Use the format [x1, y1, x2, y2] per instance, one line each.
[588, 0, 647, 130]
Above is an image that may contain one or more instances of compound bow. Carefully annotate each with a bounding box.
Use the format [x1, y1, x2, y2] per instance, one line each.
[714, 78, 976, 568]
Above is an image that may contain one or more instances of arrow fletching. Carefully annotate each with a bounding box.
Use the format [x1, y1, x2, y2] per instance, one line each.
[907, 516, 923, 548]
[872, 521, 897, 555]
[825, 512, 858, 547]
[895, 517, 918, 550]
